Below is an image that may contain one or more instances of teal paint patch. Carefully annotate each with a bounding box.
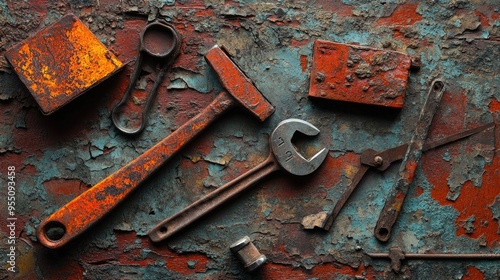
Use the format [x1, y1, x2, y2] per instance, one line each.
[443, 150, 451, 162]
[204, 163, 225, 187]
[441, 59, 463, 80]
[170, 66, 221, 94]
[330, 120, 403, 154]
[0, 0, 15, 24]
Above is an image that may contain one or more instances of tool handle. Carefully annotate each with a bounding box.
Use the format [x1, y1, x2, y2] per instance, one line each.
[111, 51, 147, 135]
[374, 79, 445, 242]
[322, 164, 370, 230]
[37, 91, 236, 249]
[148, 154, 280, 242]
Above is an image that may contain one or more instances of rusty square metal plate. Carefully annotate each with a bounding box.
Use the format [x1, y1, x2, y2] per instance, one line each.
[5, 14, 123, 115]
[308, 40, 411, 109]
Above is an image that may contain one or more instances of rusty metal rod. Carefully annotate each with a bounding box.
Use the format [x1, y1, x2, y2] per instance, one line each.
[374, 79, 445, 242]
[367, 253, 500, 259]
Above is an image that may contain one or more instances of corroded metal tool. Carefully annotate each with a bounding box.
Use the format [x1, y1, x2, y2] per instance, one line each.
[111, 20, 181, 135]
[37, 45, 275, 249]
[148, 118, 328, 242]
[301, 122, 495, 231]
[374, 79, 445, 242]
[367, 247, 500, 273]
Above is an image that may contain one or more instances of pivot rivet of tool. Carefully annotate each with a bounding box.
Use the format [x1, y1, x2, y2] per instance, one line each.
[374, 156, 384, 166]
[230, 236, 267, 272]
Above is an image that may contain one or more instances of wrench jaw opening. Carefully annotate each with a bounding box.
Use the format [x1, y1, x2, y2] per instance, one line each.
[270, 118, 328, 176]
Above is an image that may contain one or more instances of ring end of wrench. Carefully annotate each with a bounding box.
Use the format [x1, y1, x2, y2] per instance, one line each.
[37, 218, 70, 249]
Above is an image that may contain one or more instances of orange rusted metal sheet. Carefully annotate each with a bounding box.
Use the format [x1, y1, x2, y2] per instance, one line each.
[5, 14, 123, 115]
[308, 40, 411, 109]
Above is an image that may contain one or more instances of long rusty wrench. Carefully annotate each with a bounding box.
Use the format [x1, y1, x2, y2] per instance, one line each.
[148, 119, 329, 242]
[37, 46, 275, 249]
[301, 122, 494, 231]
[374, 79, 445, 242]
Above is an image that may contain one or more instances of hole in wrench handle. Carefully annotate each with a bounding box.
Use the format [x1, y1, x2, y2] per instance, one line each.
[148, 155, 281, 242]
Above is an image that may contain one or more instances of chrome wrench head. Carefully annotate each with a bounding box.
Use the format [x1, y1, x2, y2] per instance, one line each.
[270, 118, 329, 176]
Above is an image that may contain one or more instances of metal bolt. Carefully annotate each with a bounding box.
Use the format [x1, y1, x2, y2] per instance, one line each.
[374, 156, 383, 166]
[315, 72, 325, 83]
[230, 236, 267, 272]
[410, 56, 422, 71]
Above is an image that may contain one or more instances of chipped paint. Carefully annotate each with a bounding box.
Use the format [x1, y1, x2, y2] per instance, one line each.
[1, 0, 499, 279]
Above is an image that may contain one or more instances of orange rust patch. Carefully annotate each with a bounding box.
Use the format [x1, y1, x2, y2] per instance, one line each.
[404, 160, 418, 182]
[427, 90, 468, 139]
[165, 253, 210, 275]
[5, 14, 123, 115]
[462, 266, 484, 280]
[428, 156, 500, 246]
[376, 4, 422, 26]
[475, 11, 490, 27]
[43, 179, 90, 197]
[415, 185, 425, 197]
[300, 55, 308, 72]
[489, 99, 500, 112]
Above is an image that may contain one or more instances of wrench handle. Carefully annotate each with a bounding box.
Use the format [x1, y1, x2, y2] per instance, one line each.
[149, 154, 280, 242]
[38, 91, 236, 249]
[374, 79, 445, 242]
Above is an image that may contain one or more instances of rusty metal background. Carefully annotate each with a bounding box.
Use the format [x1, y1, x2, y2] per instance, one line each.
[1, 0, 499, 279]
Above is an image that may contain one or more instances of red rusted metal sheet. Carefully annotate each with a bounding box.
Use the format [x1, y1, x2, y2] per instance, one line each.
[308, 39, 411, 109]
[4, 14, 123, 115]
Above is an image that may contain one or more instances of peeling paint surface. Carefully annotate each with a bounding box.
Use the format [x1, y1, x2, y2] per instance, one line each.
[1, 0, 499, 279]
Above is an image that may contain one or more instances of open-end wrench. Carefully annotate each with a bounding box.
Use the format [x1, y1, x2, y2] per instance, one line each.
[37, 46, 275, 249]
[148, 118, 329, 242]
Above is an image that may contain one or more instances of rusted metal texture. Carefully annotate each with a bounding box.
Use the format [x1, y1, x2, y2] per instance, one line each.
[1, 1, 500, 279]
[367, 247, 500, 273]
[230, 236, 267, 272]
[148, 119, 327, 242]
[4, 14, 123, 115]
[308, 39, 411, 109]
[375, 79, 445, 242]
[302, 122, 495, 231]
[36, 45, 274, 249]
[205, 46, 275, 122]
